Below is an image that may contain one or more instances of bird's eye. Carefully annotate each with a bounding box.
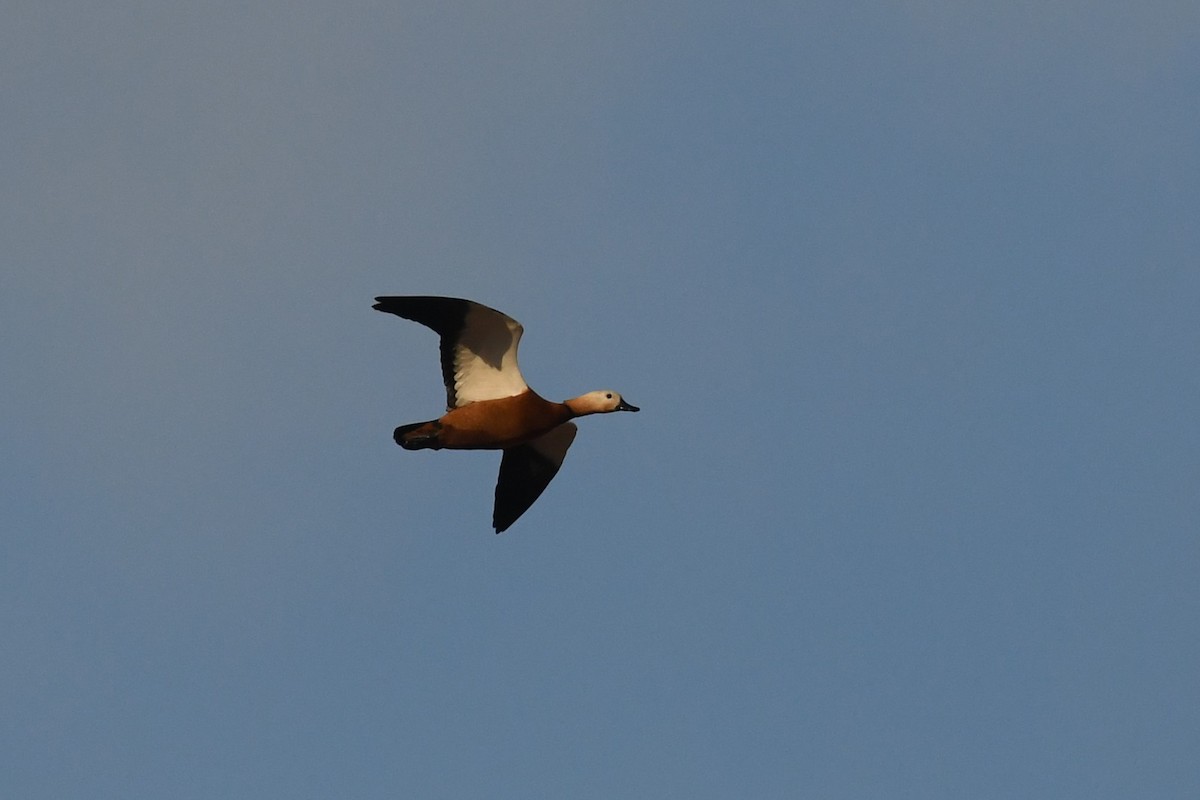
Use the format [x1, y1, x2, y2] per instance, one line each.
[606, 393, 613, 399]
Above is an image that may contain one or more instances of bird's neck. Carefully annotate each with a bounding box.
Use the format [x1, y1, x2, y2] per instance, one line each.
[563, 396, 595, 418]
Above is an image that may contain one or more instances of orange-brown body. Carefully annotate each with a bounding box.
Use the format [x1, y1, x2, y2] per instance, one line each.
[397, 390, 574, 451]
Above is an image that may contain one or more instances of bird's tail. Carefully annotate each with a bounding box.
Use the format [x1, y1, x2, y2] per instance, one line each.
[393, 420, 443, 450]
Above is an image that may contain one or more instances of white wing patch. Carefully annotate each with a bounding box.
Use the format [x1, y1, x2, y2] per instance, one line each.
[450, 303, 529, 407]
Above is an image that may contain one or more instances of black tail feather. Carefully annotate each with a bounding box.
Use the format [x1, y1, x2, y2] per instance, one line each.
[393, 420, 442, 450]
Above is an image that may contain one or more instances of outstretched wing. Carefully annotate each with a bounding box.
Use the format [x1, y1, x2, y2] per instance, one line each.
[492, 423, 578, 533]
[373, 296, 529, 410]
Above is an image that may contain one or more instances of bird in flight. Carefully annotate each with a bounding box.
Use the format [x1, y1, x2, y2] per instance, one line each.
[374, 296, 639, 533]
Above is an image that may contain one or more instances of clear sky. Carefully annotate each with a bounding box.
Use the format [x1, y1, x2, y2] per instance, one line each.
[4, 2, 1198, 798]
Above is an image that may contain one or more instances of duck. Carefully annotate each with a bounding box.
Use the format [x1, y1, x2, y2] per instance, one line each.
[373, 295, 639, 533]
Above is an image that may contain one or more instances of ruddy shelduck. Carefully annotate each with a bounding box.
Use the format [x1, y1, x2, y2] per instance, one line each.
[373, 295, 639, 533]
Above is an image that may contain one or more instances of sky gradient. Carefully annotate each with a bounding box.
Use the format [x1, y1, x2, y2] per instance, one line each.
[4, 2, 1199, 797]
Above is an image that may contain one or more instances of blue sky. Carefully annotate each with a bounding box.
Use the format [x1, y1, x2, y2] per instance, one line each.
[4, 2, 1198, 797]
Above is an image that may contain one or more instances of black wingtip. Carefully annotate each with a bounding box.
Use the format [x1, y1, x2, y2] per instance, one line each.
[371, 296, 472, 337]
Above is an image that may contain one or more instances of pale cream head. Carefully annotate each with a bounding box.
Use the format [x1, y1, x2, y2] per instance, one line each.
[566, 390, 640, 416]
